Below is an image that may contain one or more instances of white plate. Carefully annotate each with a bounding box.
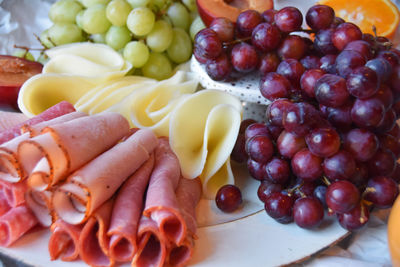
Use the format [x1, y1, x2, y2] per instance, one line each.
[0, 162, 349, 267]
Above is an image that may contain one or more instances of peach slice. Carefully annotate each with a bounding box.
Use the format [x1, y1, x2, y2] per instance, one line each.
[0, 55, 43, 109]
[196, 0, 273, 26]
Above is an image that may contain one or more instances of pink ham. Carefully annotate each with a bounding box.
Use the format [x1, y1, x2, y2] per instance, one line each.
[0, 111, 86, 183]
[48, 219, 83, 261]
[0, 101, 75, 145]
[0, 179, 28, 207]
[108, 154, 155, 263]
[25, 189, 53, 227]
[143, 137, 185, 245]
[0, 112, 27, 132]
[132, 216, 167, 267]
[52, 128, 158, 225]
[78, 199, 114, 267]
[167, 237, 194, 267]
[18, 112, 130, 191]
[0, 204, 38, 247]
[0, 192, 11, 216]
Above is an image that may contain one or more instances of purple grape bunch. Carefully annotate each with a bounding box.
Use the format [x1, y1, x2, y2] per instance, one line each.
[223, 4, 400, 231]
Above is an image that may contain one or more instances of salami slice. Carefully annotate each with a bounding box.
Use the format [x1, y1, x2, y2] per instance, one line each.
[52, 128, 158, 225]
[78, 199, 114, 267]
[0, 101, 75, 145]
[25, 189, 53, 227]
[48, 219, 83, 261]
[108, 153, 155, 262]
[143, 137, 185, 245]
[19, 112, 130, 191]
[0, 205, 38, 247]
[0, 192, 11, 216]
[132, 216, 167, 267]
[0, 179, 28, 207]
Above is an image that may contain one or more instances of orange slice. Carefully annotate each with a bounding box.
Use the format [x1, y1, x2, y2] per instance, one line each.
[319, 0, 400, 39]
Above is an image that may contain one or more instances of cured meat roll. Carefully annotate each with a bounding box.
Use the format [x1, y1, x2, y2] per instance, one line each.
[0, 179, 28, 207]
[0, 111, 86, 183]
[19, 112, 130, 191]
[132, 216, 167, 267]
[25, 189, 53, 227]
[108, 154, 155, 262]
[0, 101, 75, 145]
[0, 193, 10, 216]
[48, 219, 83, 261]
[167, 237, 194, 267]
[78, 199, 114, 267]
[52, 128, 158, 225]
[0, 205, 38, 247]
[143, 137, 185, 245]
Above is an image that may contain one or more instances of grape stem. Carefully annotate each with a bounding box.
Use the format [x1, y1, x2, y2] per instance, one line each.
[13, 45, 43, 51]
[321, 176, 331, 186]
[287, 181, 305, 196]
[223, 37, 252, 47]
[34, 33, 55, 50]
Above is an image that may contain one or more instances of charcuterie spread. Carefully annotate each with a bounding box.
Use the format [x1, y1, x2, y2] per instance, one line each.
[0, 106, 203, 267]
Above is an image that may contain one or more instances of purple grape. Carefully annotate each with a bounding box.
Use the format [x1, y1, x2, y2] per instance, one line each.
[335, 50, 366, 78]
[231, 134, 247, 163]
[323, 150, 356, 181]
[367, 149, 396, 177]
[205, 53, 232, 81]
[266, 98, 293, 127]
[337, 202, 369, 230]
[244, 123, 270, 141]
[259, 72, 291, 101]
[209, 17, 235, 42]
[346, 66, 379, 99]
[274, 7, 303, 33]
[247, 158, 266, 180]
[300, 56, 321, 70]
[306, 4, 335, 30]
[277, 35, 306, 60]
[262, 9, 277, 24]
[264, 192, 294, 224]
[246, 135, 274, 163]
[351, 97, 385, 128]
[320, 101, 353, 130]
[265, 157, 290, 184]
[343, 128, 379, 162]
[300, 69, 325, 98]
[332, 22, 362, 51]
[293, 197, 324, 229]
[282, 102, 321, 137]
[364, 176, 399, 208]
[375, 108, 396, 133]
[236, 10, 263, 37]
[276, 58, 305, 86]
[373, 84, 393, 111]
[377, 50, 400, 69]
[231, 42, 259, 73]
[251, 23, 281, 52]
[259, 52, 280, 75]
[277, 131, 306, 158]
[291, 149, 323, 182]
[257, 180, 284, 203]
[313, 185, 328, 208]
[240, 119, 257, 134]
[216, 184, 242, 212]
[379, 133, 400, 158]
[366, 58, 392, 83]
[314, 74, 350, 107]
[320, 54, 337, 74]
[314, 28, 338, 55]
[326, 180, 360, 214]
[194, 28, 222, 60]
[343, 40, 373, 60]
[306, 127, 341, 157]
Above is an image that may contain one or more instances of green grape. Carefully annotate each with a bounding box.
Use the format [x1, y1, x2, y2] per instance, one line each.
[167, 28, 192, 64]
[182, 0, 196, 12]
[106, 0, 132, 26]
[48, 23, 84, 45]
[105, 26, 132, 50]
[189, 16, 205, 40]
[152, 0, 165, 10]
[82, 4, 111, 34]
[37, 54, 49, 65]
[75, 10, 85, 28]
[126, 7, 155, 36]
[12, 50, 35, 61]
[127, 0, 150, 8]
[39, 29, 55, 48]
[49, 0, 83, 23]
[142, 52, 172, 80]
[146, 20, 173, 53]
[123, 41, 149, 68]
[81, 0, 110, 7]
[166, 2, 190, 31]
[90, 33, 106, 43]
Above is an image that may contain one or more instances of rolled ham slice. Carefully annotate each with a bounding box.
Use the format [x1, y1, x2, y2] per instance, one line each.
[132, 216, 167, 267]
[48, 219, 83, 261]
[25, 189, 53, 227]
[19, 112, 130, 191]
[0, 192, 11, 216]
[0, 112, 27, 132]
[0, 111, 86, 183]
[143, 137, 185, 245]
[0, 179, 27, 207]
[79, 199, 114, 267]
[167, 237, 194, 267]
[52, 128, 158, 225]
[108, 154, 155, 263]
[0, 101, 75, 145]
[0, 204, 38, 247]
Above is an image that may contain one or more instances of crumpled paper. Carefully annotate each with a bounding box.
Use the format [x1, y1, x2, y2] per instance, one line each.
[0, 0, 53, 57]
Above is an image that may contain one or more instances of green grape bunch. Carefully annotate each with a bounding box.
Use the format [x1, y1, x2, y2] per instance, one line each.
[41, 0, 205, 80]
